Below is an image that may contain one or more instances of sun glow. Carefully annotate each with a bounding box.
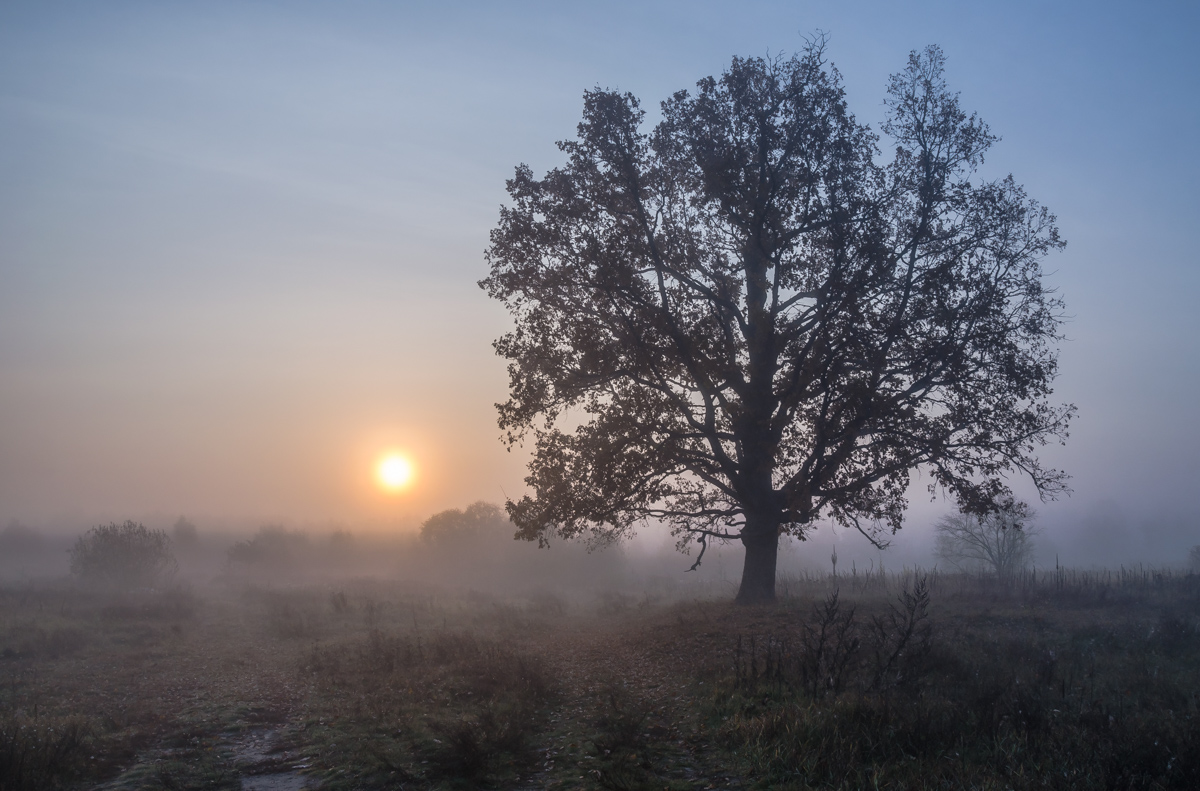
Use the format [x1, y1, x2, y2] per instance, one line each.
[376, 453, 414, 492]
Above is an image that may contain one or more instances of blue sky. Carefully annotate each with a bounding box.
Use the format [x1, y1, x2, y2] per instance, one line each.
[1, 1, 1197, 560]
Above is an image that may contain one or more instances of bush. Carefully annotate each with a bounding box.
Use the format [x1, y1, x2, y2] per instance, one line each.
[69, 521, 176, 589]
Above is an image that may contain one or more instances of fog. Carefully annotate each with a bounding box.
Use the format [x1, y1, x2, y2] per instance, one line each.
[0, 510, 753, 596]
[4, 495, 1195, 604]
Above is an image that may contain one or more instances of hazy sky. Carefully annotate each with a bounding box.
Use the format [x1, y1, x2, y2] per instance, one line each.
[2, 2, 1198, 554]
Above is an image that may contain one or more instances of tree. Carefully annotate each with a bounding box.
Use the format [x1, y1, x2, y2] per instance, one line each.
[172, 516, 199, 549]
[1, 520, 44, 554]
[227, 525, 307, 567]
[421, 501, 508, 547]
[934, 502, 1036, 580]
[69, 520, 176, 589]
[481, 40, 1072, 603]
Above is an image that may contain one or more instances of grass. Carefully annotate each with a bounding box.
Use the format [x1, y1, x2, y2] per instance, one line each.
[0, 568, 1196, 789]
[705, 570, 1200, 790]
[302, 626, 554, 788]
[0, 714, 90, 791]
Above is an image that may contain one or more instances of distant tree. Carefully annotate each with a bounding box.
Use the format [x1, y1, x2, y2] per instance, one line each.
[1188, 545, 1200, 573]
[172, 516, 198, 548]
[69, 521, 176, 589]
[227, 526, 307, 567]
[0, 520, 45, 553]
[934, 502, 1036, 580]
[481, 39, 1072, 602]
[421, 502, 509, 547]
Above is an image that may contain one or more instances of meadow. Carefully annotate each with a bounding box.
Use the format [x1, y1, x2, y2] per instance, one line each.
[2, 566, 1198, 790]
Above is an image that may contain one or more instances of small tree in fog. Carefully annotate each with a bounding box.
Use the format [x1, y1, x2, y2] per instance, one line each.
[227, 526, 307, 567]
[172, 516, 198, 548]
[69, 521, 177, 589]
[421, 502, 509, 547]
[1188, 545, 1200, 573]
[1, 520, 45, 553]
[934, 503, 1035, 580]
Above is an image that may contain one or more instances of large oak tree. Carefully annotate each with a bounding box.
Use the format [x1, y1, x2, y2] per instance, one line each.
[481, 42, 1073, 603]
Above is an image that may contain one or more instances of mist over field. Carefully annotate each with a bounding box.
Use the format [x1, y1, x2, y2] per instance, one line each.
[2, 498, 1195, 600]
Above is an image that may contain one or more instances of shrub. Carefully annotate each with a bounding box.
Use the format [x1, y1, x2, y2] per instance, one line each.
[732, 578, 933, 699]
[69, 521, 176, 589]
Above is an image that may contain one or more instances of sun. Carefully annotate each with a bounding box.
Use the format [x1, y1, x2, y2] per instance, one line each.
[376, 453, 414, 492]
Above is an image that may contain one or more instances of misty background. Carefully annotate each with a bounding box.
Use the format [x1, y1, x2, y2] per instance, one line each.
[2, 1, 1198, 576]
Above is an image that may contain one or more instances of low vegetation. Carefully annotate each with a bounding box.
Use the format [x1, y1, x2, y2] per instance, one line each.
[0, 567, 1196, 789]
[705, 572, 1200, 789]
[68, 521, 176, 590]
[302, 621, 555, 787]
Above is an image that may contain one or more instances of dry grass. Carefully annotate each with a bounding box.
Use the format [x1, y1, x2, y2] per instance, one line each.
[0, 569, 1196, 789]
[0, 714, 90, 791]
[702, 570, 1200, 789]
[301, 626, 555, 788]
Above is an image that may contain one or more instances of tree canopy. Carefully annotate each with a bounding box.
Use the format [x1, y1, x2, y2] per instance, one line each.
[481, 41, 1072, 602]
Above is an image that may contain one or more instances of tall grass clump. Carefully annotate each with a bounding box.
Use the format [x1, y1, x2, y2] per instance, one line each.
[0, 715, 91, 791]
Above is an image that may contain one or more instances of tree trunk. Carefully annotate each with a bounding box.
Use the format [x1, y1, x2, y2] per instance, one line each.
[735, 520, 779, 604]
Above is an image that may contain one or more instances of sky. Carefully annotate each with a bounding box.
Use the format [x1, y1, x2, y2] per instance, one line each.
[1, 1, 1198, 561]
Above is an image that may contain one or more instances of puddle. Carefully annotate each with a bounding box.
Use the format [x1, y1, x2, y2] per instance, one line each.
[241, 773, 317, 791]
[230, 725, 319, 790]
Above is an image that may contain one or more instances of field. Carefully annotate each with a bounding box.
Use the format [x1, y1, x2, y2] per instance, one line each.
[2, 568, 1198, 790]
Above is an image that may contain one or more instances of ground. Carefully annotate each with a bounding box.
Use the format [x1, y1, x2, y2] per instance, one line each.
[2, 569, 1199, 790]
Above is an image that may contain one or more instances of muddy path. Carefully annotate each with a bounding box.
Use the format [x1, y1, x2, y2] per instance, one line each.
[229, 725, 316, 791]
